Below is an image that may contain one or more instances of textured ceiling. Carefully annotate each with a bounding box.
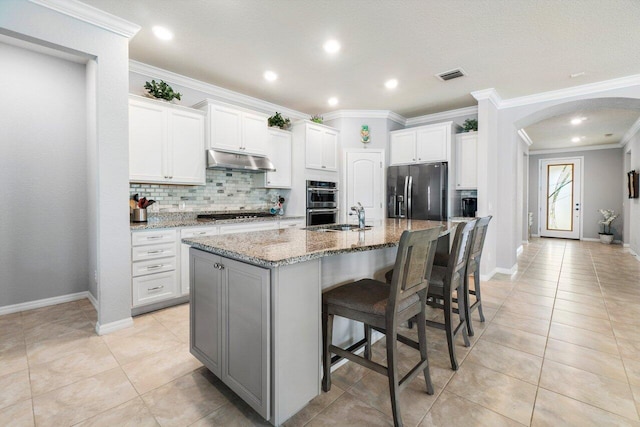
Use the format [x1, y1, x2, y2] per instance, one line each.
[81, 0, 640, 118]
[525, 109, 640, 151]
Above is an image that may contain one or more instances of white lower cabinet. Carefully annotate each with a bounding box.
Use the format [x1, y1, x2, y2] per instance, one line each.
[180, 226, 219, 295]
[133, 219, 304, 311]
[190, 249, 270, 420]
[131, 229, 179, 308]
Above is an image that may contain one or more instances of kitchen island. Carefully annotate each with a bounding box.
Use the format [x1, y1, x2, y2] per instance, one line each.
[182, 219, 450, 426]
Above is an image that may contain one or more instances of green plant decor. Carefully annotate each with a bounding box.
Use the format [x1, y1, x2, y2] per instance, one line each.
[268, 112, 291, 129]
[462, 118, 478, 132]
[144, 80, 182, 102]
[310, 114, 323, 124]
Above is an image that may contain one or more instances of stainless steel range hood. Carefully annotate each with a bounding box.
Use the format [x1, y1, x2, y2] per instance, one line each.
[206, 149, 276, 172]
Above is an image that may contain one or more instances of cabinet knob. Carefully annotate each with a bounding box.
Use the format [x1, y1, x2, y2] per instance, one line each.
[321, 165, 326, 169]
[418, 158, 421, 160]
[267, 181, 271, 184]
[412, 159, 416, 161]
[213, 263, 225, 270]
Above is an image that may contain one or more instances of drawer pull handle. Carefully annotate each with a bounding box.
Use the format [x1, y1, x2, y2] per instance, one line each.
[148, 285, 164, 291]
[197, 231, 207, 235]
[213, 263, 225, 270]
[147, 236, 163, 240]
[147, 264, 164, 270]
[147, 250, 164, 254]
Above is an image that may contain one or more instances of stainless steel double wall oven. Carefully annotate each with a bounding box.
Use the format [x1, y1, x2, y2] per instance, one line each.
[306, 180, 338, 226]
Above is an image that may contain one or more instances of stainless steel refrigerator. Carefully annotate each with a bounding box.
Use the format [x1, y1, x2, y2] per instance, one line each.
[387, 162, 448, 220]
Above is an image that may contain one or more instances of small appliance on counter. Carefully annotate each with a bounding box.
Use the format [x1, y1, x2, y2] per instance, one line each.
[461, 197, 477, 217]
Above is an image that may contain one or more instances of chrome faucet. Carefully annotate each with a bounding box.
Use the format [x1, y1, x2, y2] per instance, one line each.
[350, 202, 366, 229]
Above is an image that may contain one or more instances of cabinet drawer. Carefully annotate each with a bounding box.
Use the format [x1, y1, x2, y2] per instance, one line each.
[132, 271, 178, 307]
[132, 257, 177, 277]
[132, 242, 177, 262]
[279, 220, 304, 230]
[132, 229, 177, 246]
[181, 226, 218, 239]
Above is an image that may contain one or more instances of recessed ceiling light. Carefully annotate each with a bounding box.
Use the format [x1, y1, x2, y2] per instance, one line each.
[328, 97, 338, 106]
[385, 79, 398, 89]
[263, 70, 278, 82]
[570, 117, 586, 125]
[323, 39, 341, 54]
[571, 137, 582, 143]
[152, 26, 174, 41]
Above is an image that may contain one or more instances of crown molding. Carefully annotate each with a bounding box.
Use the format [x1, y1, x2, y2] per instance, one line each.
[621, 116, 640, 147]
[29, 0, 140, 38]
[322, 109, 406, 125]
[529, 143, 622, 155]
[130, 60, 309, 120]
[471, 88, 502, 108]
[517, 129, 534, 146]
[499, 74, 640, 109]
[405, 105, 478, 127]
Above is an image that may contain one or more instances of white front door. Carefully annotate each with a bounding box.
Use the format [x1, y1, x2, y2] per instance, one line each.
[539, 157, 582, 239]
[345, 150, 384, 223]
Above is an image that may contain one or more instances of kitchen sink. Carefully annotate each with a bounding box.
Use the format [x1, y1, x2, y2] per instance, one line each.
[306, 224, 373, 232]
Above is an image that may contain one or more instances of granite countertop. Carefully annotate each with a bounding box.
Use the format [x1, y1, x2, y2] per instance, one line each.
[130, 214, 304, 231]
[183, 218, 453, 268]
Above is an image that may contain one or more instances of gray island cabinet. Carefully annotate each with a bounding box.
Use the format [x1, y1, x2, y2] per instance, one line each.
[184, 219, 450, 425]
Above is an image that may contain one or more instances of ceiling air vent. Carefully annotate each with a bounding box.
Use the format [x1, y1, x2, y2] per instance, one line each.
[436, 68, 466, 82]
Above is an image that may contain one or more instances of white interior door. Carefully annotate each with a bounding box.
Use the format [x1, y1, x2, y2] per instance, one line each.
[345, 150, 384, 223]
[539, 158, 582, 239]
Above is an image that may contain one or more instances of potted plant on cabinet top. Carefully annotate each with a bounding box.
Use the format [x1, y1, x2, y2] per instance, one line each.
[310, 114, 323, 124]
[144, 80, 182, 102]
[598, 209, 618, 244]
[268, 112, 291, 130]
[462, 118, 478, 132]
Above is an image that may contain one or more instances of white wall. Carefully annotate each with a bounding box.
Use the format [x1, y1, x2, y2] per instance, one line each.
[0, 41, 88, 306]
[529, 148, 624, 240]
[1, 0, 135, 330]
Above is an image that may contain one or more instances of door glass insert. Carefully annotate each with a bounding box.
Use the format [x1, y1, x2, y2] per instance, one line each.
[546, 164, 574, 231]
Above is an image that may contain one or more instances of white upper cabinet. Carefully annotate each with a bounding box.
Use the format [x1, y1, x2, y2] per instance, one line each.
[299, 122, 338, 171]
[456, 131, 478, 189]
[389, 131, 417, 164]
[129, 95, 205, 185]
[263, 128, 292, 188]
[195, 100, 268, 156]
[389, 121, 455, 166]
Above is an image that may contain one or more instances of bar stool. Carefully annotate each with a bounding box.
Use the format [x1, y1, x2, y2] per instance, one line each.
[461, 216, 492, 336]
[322, 226, 442, 427]
[425, 219, 476, 370]
[434, 216, 492, 337]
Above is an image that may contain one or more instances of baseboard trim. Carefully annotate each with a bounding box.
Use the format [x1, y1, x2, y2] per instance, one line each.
[95, 317, 134, 335]
[496, 264, 518, 276]
[0, 291, 90, 316]
[87, 292, 98, 310]
[480, 268, 497, 282]
[531, 234, 540, 238]
[581, 238, 599, 242]
[624, 243, 630, 248]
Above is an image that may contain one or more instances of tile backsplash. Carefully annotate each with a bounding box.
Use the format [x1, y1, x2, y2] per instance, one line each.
[130, 169, 288, 212]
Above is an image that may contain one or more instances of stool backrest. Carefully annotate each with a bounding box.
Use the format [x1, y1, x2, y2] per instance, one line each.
[387, 226, 443, 315]
[469, 216, 492, 266]
[446, 220, 477, 288]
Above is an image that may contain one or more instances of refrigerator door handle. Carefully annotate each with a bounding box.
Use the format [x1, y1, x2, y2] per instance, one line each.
[407, 176, 413, 219]
[427, 186, 431, 213]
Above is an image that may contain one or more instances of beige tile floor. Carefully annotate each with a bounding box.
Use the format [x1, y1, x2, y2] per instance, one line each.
[1, 238, 640, 426]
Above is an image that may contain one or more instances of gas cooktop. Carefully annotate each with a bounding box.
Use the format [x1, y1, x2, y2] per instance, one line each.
[197, 212, 275, 221]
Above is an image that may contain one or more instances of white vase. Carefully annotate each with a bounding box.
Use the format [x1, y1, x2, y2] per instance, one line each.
[599, 234, 614, 244]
